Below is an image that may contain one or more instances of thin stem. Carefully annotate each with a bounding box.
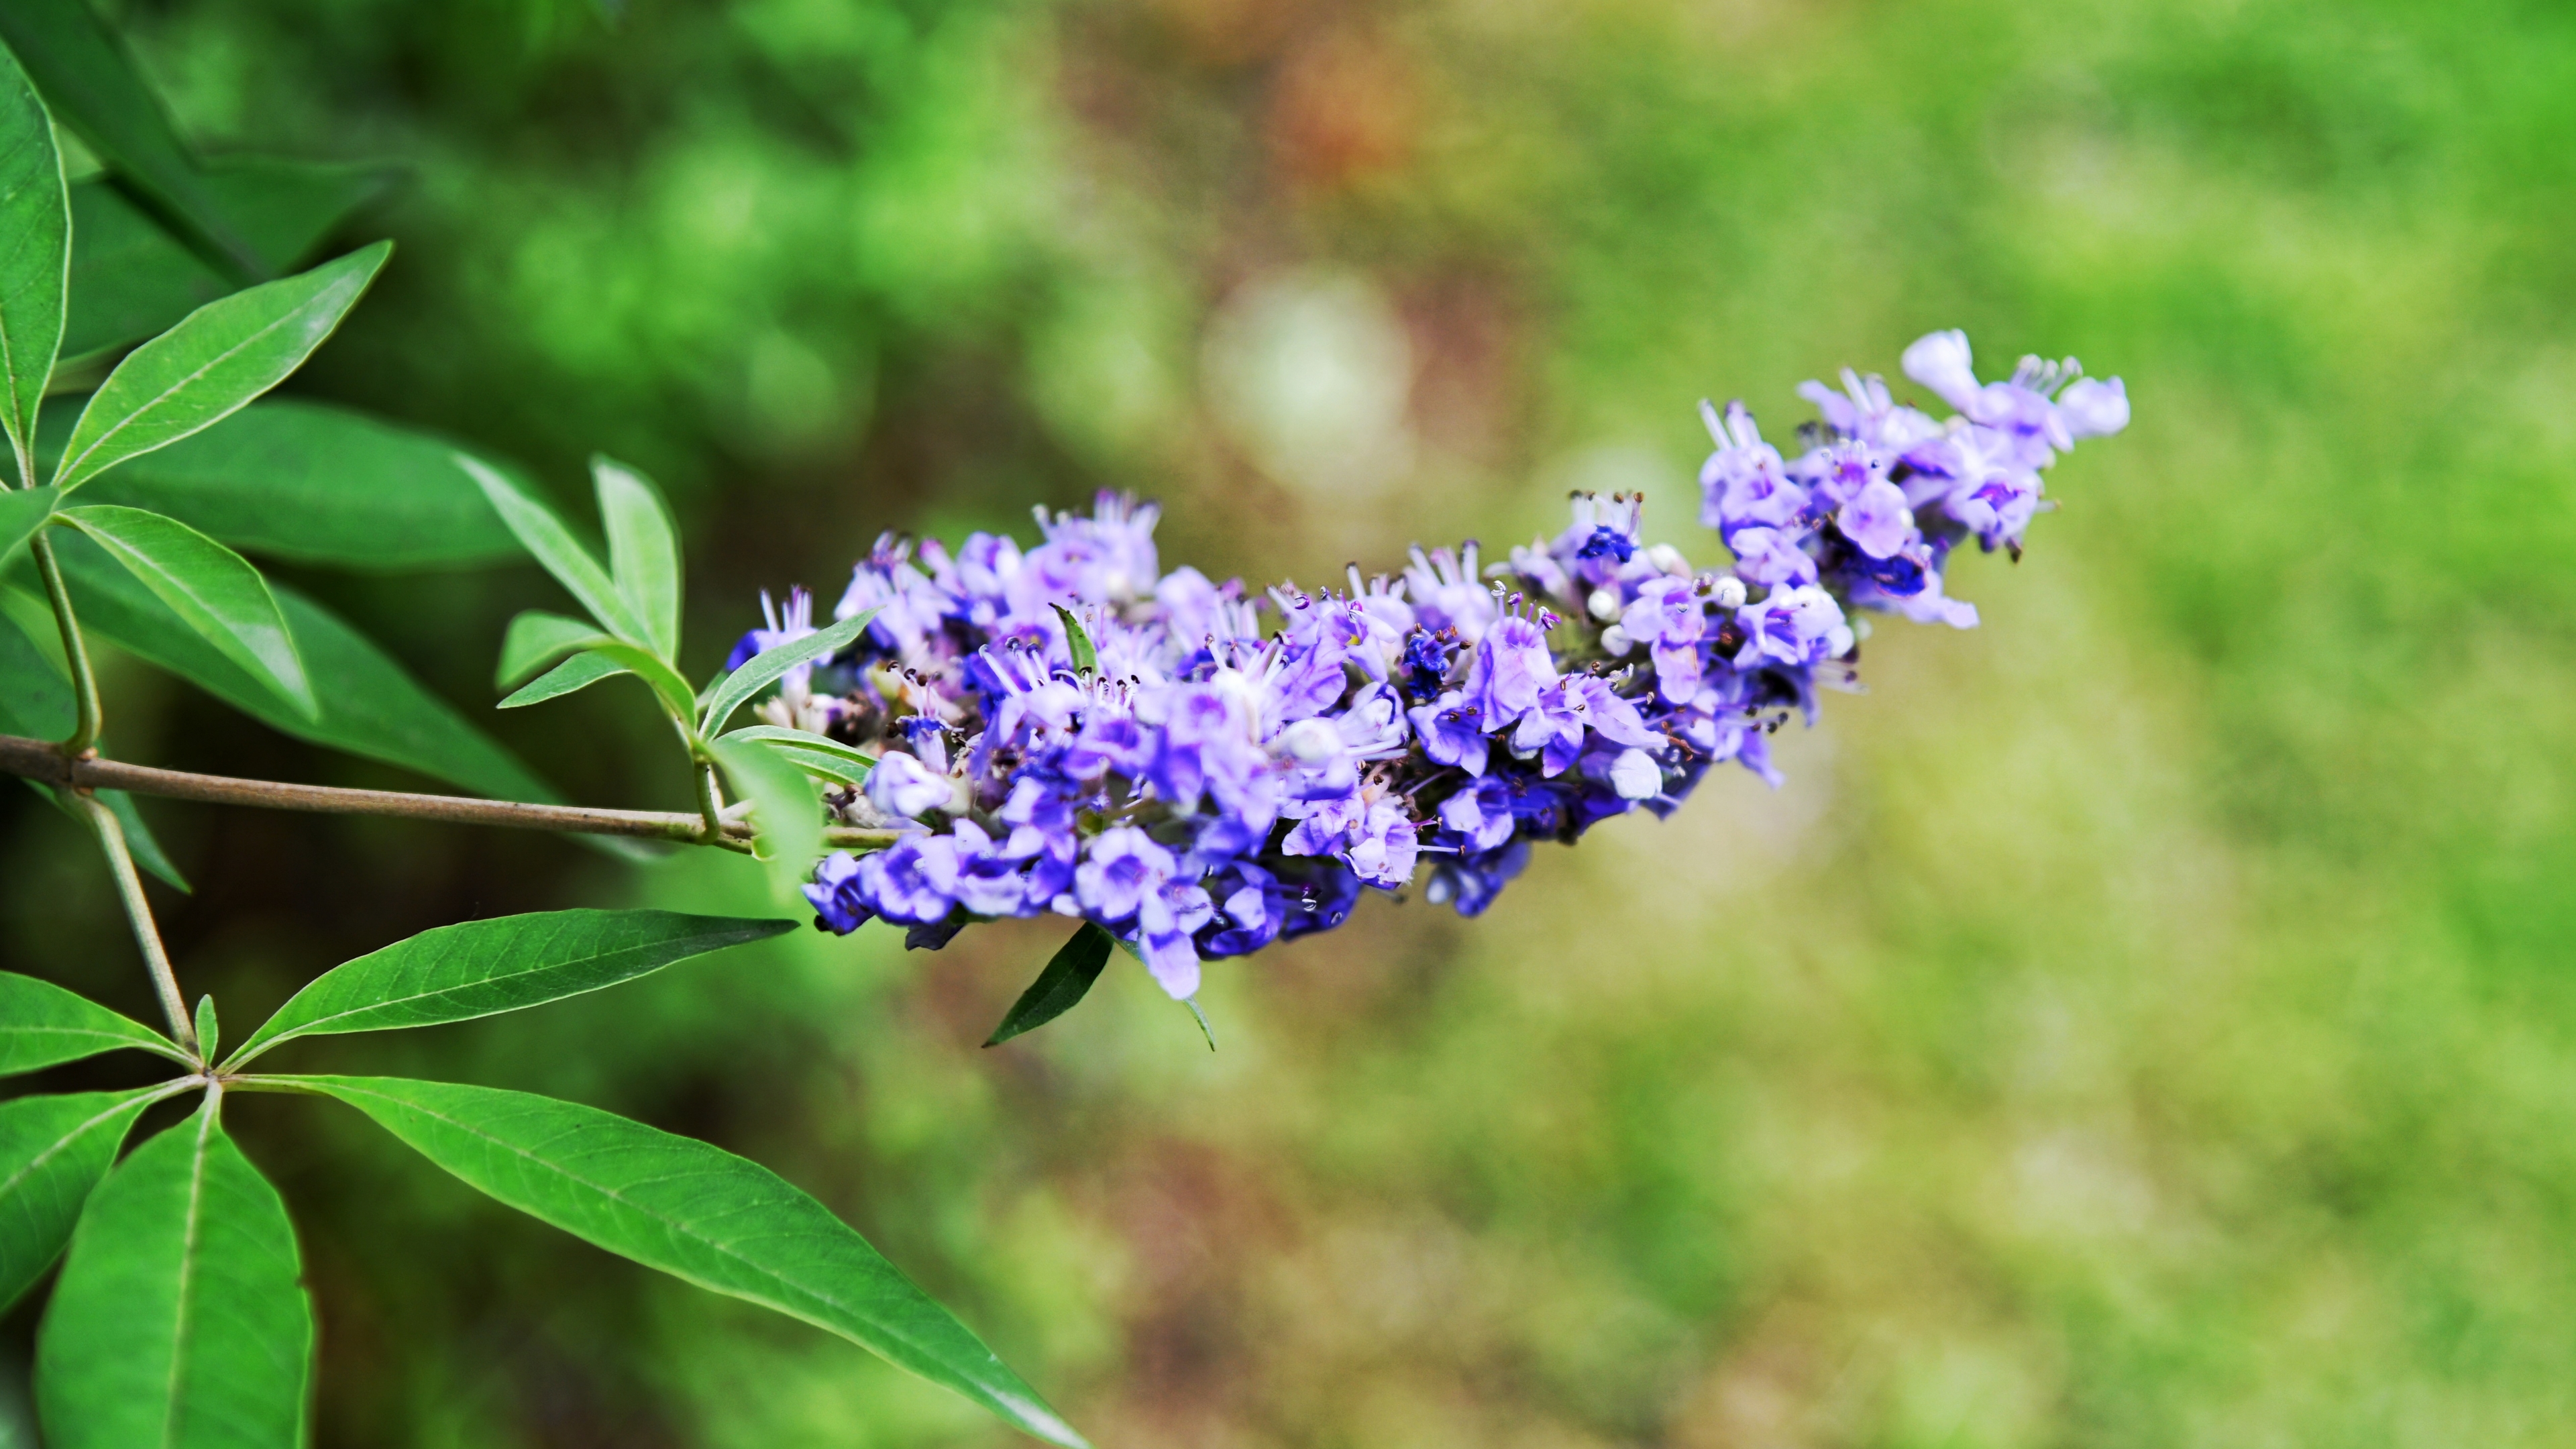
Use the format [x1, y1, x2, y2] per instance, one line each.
[696, 762, 725, 844]
[0, 733, 900, 851]
[81, 792, 197, 1058]
[30, 533, 102, 755]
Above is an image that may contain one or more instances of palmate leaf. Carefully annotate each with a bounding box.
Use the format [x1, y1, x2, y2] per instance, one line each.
[72, 399, 523, 570]
[985, 923, 1116, 1047]
[225, 908, 794, 1069]
[0, 1085, 172, 1311]
[58, 503, 315, 718]
[0, 0, 262, 278]
[0, 38, 68, 478]
[64, 162, 397, 360]
[595, 456, 680, 661]
[457, 454, 648, 646]
[36, 1096, 314, 1449]
[305, 1076, 1089, 1448]
[52, 241, 390, 494]
[0, 971, 184, 1075]
[39, 530, 561, 804]
[698, 607, 877, 735]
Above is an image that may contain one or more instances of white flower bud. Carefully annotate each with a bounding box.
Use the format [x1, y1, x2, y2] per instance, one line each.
[1646, 543, 1690, 576]
[1275, 718, 1342, 764]
[1586, 586, 1621, 623]
[1709, 575, 1748, 609]
[1599, 625, 1634, 657]
[1609, 747, 1663, 801]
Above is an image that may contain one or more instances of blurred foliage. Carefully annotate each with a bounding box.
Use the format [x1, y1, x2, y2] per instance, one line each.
[3, 0, 2573, 1444]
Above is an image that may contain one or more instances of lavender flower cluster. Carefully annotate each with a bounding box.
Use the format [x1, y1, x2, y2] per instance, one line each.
[735, 331, 2129, 999]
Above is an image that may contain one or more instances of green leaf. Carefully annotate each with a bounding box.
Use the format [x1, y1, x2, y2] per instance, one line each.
[0, 484, 53, 572]
[0, 0, 262, 278]
[225, 908, 794, 1069]
[0, 971, 184, 1075]
[497, 649, 628, 709]
[70, 399, 522, 570]
[39, 529, 562, 803]
[984, 923, 1114, 1047]
[710, 732, 824, 897]
[36, 1097, 315, 1449]
[51, 241, 389, 493]
[0, 1086, 167, 1311]
[306, 1076, 1089, 1448]
[496, 633, 697, 725]
[698, 607, 876, 735]
[0, 40, 68, 479]
[594, 455, 680, 661]
[190, 996, 216, 1063]
[456, 453, 647, 645]
[494, 608, 602, 688]
[63, 161, 397, 359]
[718, 724, 875, 789]
[0, 588, 184, 889]
[1050, 604, 1095, 677]
[58, 503, 313, 718]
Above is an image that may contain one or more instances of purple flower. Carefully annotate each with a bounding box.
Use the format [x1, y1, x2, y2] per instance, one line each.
[1075, 826, 1177, 924]
[1724, 527, 1818, 592]
[1403, 543, 1496, 643]
[1439, 775, 1518, 852]
[804, 851, 871, 934]
[1735, 585, 1855, 669]
[1136, 878, 1216, 998]
[1836, 478, 1917, 559]
[1699, 400, 1807, 537]
[1424, 841, 1528, 918]
[854, 834, 959, 925]
[1618, 576, 1709, 702]
[1462, 614, 1558, 731]
[1408, 690, 1489, 775]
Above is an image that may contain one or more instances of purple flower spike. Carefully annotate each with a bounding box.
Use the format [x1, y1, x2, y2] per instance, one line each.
[754, 328, 2126, 993]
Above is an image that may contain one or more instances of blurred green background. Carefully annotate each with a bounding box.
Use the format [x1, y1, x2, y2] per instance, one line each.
[5, 0, 2575, 1444]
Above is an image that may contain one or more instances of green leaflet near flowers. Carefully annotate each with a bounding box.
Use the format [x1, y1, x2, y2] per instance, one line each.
[698, 607, 877, 735]
[458, 454, 649, 647]
[58, 504, 315, 719]
[498, 649, 629, 709]
[38, 529, 561, 804]
[594, 456, 681, 661]
[0, 971, 185, 1076]
[36, 1098, 315, 1449]
[717, 724, 876, 788]
[225, 909, 795, 1069]
[0, 0, 260, 279]
[985, 923, 1116, 1047]
[0, 40, 68, 478]
[305, 1076, 1089, 1449]
[0, 1087, 169, 1313]
[52, 241, 390, 494]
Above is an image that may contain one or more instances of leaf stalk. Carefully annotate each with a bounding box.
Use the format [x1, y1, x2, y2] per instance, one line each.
[80, 790, 197, 1057]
